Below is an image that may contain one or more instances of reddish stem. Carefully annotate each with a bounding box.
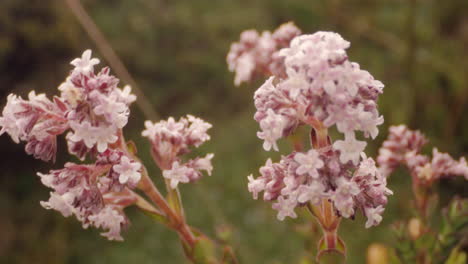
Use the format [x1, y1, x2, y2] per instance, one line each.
[117, 129, 196, 247]
[138, 169, 196, 247]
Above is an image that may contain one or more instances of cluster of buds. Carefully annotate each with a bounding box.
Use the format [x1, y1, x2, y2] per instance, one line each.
[377, 125, 468, 184]
[0, 50, 142, 240]
[229, 25, 392, 229]
[227, 22, 301, 85]
[142, 115, 214, 189]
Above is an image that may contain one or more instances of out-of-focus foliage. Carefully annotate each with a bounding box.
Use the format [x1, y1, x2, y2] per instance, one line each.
[0, 0, 467, 263]
[391, 198, 468, 264]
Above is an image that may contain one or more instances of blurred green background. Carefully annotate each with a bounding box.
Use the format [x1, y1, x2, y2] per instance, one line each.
[0, 0, 467, 263]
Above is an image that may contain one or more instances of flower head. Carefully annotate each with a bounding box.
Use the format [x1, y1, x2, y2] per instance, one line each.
[239, 28, 391, 227]
[227, 22, 301, 85]
[142, 115, 212, 170]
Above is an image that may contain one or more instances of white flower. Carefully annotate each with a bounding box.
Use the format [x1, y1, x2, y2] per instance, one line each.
[333, 132, 367, 165]
[69, 121, 97, 149]
[115, 85, 137, 105]
[69, 121, 118, 152]
[94, 125, 118, 152]
[294, 149, 324, 178]
[58, 80, 83, 107]
[365, 206, 384, 228]
[360, 112, 384, 139]
[356, 152, 378, 177]
[272, 195, 298, 221]
[187, 115, 212, 146]
[88, 206, 125, 241]
[163, 161, 192, 189]
[335, 176, 361, 197]
[297, 181, 326, 204]
[280, 71, 308, 99]
[92, 91, 129, 128]
[257, 109, 287, 151]
[247, 174, 266, 200]
[40, 192, 76, 217]
[0, 94, 24, 143]
[333, 176, 360, 218]
[234, 54, 255, 86]
[113, 156, 141, 185]
[193, 153, 214, 175]
[70, 49, 100, 75]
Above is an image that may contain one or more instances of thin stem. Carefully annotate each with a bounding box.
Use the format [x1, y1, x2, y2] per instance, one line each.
[149, 149, 187, 219]
[138, 168, 196, 246]
[307, 203, 325, 223]
[117, 130, 196, 249]
[131, 189, 164, 216]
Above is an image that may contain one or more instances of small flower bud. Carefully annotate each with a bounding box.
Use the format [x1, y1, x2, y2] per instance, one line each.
[366, 243, 388, 264]
[408, 217, 423, 240]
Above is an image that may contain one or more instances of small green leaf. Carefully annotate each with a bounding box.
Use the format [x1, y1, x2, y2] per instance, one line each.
[193, 236, 218, 264]
[126, 140, 138, 155]
[445, 247, 467, 264]
[165, 179, 185, 218]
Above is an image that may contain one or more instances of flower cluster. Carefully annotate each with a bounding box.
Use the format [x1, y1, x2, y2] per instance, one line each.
[142, 115, 214, 188]
[249, 149, 391, 227]
[39, 157, 139, 241]
[377, 125, 468, 183]
[254, 32, 384, 159]
[227, 22, 301, 86]
[0, 50, 136, 161]
[242, 29, 391, 227]
[0, 50, 142, 240]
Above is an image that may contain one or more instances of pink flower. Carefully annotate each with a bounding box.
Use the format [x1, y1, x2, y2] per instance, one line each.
[91, 90, 129, 129]
[333, 177, 360, 217]
[377, 125, 427, 177]
[192, 153, 214, 176]
[227, 22, 301, 85]
[69, 121, 98, 149]
[113, 156, 141, 185]
[378, 125, 467, 182]
[88, 206, 126, 241]
[0, 94, 25, 143]
[297, 181, 326, 205]
[40, 192, 76, 217]
[333, 132, 367, 165]
[186, 115, 212, 147]
[115, 85, 137, 105]
[257, 109, 287, 151]
[70, 49, 100, 75]
[431, 148, 468, 180]
[163, 161, 192, 189]
[0, 91, 68, 161]
[162, 153, 214, 189]
[247, 174, 267, 200]
[142, 115, 213, 171]
[294, 149, 324, 178]
[94, 125, 119, 152]
[365, 206, 384, 228]
[272, 195, 298, 221]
